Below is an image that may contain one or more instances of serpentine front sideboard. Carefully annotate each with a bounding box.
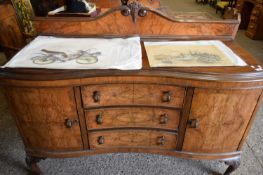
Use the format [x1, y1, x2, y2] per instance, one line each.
[1, 41, 263, 175]
[1, 1, 263, 175]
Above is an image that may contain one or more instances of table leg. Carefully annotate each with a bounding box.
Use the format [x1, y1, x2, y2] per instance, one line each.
[223, 156, 241, 175]
[25, 154, 46, 175]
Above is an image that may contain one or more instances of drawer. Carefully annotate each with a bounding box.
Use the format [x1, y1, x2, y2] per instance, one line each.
[89, 130, 177, 149]
[81, 84, 133, 107]
[133, 84, 185, 107]
[85, 107, 180, 130]
[81, 84, 185, 108]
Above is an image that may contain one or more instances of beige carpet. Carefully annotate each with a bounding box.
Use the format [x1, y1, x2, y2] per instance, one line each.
[160, 0, 221, 19]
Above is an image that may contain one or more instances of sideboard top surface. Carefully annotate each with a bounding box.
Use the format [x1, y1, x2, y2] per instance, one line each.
[0, 41, 263, 87]
[1, 2, 263, 87]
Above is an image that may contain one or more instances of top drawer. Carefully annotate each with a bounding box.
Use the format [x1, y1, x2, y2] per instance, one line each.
[81, 84, 185, 108]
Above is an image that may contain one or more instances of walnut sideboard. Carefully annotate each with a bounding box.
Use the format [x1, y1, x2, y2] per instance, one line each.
[0, 41, 263, 175]
[1, 1, 263, 174]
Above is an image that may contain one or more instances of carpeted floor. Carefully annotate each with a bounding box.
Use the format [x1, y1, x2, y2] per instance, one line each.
[160, 0, 221, 19]
[0, 1, 263, 174]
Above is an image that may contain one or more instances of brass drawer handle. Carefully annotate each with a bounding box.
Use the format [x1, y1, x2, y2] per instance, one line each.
[96, 113, 103, 125]
[98, 136, 104, 145]
[162, 91, 171, 102]
[65, 119, 79, 128]
[138, 8, 147, 17]
[187, 119, 199, 128]
[93, 91, 100, 102]
[157, 136, 165, 145]
[160, 113, 168, 124]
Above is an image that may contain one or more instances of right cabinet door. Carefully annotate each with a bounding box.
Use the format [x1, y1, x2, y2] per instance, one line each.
[183, 88, 262, 153]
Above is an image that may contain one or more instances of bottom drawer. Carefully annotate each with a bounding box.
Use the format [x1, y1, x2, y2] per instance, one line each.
[89, 130, 177, 149]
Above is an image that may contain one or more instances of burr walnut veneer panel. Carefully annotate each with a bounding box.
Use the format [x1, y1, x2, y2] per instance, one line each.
[34, 11, 240, 40]
[183, 88, 262, 153]
[88, 130, 177, 149]
[89, 0, 160, 8]
[85, 107, 180, 130]
[81, 84, 185, 108]
[6, 87, 83, 151]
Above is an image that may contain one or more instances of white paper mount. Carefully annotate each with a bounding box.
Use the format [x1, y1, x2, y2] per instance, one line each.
[3, 36, 142, 70]
[144, 40, 247, 67]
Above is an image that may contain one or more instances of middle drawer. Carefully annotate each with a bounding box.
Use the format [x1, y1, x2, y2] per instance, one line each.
[85, 107, 180, 130]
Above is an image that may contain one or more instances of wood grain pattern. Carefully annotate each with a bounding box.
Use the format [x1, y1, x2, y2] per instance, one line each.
[74, 87, 89, 149]
[176, 87, 195, 150]
[89, 130, 177, 149]
[33, 10, 239, 40]
[26, 147, 241, 160]
[89, 0, 121, 8]
[237, 90, 263, 150]
[6, 87, 83, 151]
[182, 88, 262, 153]
[0, 3, 25, 59]
[133, 84, 185, 108]
[137, 12, 238, 37]
[85, 107, 180, 130]
[89, 0, 160, 8]
[81, 84, 185, 108]
[81, 84, 133, 107]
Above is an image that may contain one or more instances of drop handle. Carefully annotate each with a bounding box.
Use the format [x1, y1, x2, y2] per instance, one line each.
[93, 91, 100, 102]
[65, 119, 79, 128]
[98, 136, 104, 145]
[187, 119, 199, 128]
[162, 91, 171, 102]
[160, 114, 168, 124]
[157, 136, 165, 145]
[96, 113, 103, 125]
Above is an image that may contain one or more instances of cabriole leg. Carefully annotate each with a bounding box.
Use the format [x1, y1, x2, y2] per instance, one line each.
[25, 154, 45, 175]
[223, 156, 241, 175]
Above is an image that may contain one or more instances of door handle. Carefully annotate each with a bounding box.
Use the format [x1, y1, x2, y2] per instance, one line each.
[65, 119, 79, 128]
[187, 119, 199, 128]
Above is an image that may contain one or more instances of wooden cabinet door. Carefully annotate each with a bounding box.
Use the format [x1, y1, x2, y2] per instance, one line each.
[6, 87, 83, 151]
[182, 88, 262, 153]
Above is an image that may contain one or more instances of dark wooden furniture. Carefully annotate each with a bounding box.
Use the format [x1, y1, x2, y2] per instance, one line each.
[0, 0, 26, 60]
[237, 0, 263, 40]
[89, 0, 160, 8]
[0, 1, 262, 175]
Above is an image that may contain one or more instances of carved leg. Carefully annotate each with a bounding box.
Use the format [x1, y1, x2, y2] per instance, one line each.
[223, 157, 241, 175]
[25, 154, 45, 175]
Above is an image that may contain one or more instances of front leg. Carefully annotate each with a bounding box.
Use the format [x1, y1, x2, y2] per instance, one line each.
[25, 154, 46, 175]
[223, 156, 241, 175]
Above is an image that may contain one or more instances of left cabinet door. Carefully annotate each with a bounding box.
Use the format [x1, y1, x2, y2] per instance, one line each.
[6, 87, 83, 151]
